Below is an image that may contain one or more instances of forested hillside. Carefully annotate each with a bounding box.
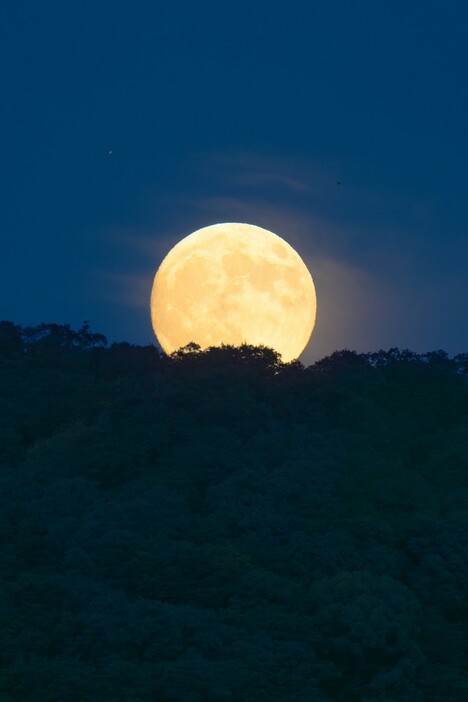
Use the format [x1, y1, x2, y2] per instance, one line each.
[1, 321, 467, 702]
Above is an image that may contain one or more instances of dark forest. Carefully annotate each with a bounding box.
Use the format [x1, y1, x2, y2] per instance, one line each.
[0, 321, 467, 701]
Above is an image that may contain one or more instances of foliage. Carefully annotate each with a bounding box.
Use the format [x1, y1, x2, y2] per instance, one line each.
[0, 322, 467, 701]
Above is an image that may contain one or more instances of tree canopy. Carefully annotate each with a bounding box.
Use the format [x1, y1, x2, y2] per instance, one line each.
[0, 322, 467, 701]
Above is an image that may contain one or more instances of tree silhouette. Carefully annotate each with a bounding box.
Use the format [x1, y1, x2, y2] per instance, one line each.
[0, 322, 466, 701]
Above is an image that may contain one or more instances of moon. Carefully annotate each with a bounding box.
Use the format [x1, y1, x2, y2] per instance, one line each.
[150, 222, 317, 362]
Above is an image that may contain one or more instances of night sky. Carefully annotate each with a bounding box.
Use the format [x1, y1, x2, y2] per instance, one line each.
[2, 1, 467, 363]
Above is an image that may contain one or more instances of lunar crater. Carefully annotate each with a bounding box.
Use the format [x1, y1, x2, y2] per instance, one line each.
[150, 223, 316, 361]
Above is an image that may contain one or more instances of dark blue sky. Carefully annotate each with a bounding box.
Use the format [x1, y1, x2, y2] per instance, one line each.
[1, 1, 467, 362]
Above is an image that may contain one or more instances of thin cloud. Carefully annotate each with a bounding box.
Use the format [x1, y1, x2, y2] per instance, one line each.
[303, 256, 392, 363]
[93, 270, 152, 310]
[185, 150, 342, 197]
[219, 152, 312, 193]
[96, 149, 438, 359]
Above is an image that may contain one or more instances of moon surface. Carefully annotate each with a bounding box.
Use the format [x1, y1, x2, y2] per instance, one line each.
[150, 222, 316, 362]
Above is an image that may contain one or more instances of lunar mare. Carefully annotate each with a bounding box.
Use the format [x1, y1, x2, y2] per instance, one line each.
[150, 222, 316, 362]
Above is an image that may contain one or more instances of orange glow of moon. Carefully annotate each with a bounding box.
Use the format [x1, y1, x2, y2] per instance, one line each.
[150, 222, 317, 362]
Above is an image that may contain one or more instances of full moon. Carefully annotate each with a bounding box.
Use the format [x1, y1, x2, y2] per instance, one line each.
[150, 222, 316, 362]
